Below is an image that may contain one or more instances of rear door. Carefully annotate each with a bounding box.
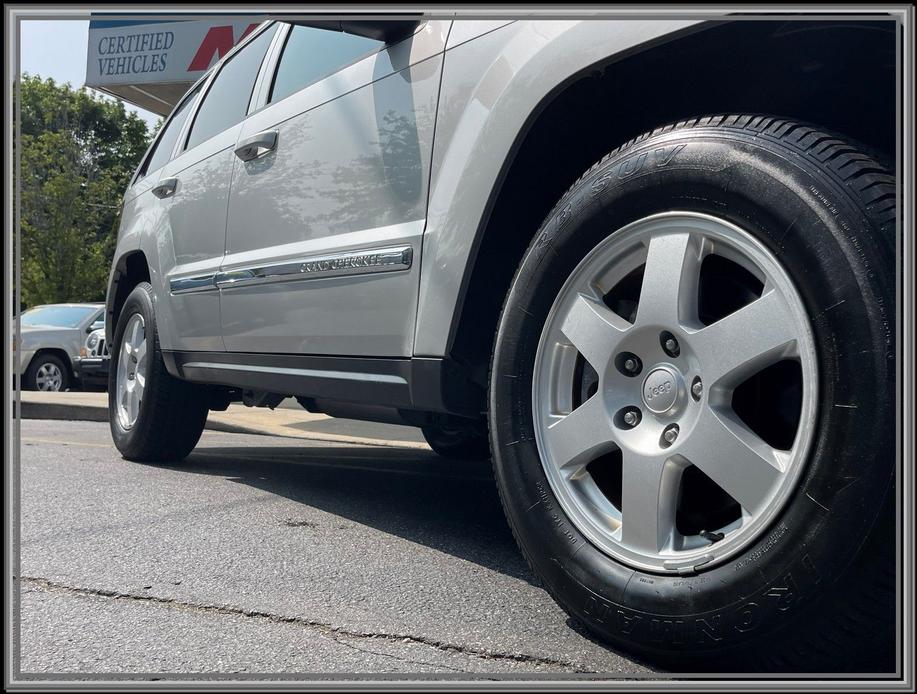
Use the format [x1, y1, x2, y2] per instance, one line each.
[218, 21, 451, 356]
[130, 80, 207, 351]
[156, 23, 278, 351]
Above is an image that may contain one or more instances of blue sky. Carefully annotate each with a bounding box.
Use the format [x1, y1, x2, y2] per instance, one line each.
[20, 20, 160, 128]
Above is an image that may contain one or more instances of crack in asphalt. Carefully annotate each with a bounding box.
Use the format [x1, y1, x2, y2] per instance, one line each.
[331, 636, 473, 676]
[20, 576, 591, 674]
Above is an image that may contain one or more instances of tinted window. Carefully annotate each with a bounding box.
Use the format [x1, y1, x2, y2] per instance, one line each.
[22, 306, 99, 329]
[269, 25, 381, 104]
[185, 25, 277, 150]
[141, 84, 202, 177]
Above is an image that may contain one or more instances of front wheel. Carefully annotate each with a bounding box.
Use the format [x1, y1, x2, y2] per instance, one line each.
[490, 116, 895, 671]
[24, 354, 69, 391]
[109, 282, 208, 462]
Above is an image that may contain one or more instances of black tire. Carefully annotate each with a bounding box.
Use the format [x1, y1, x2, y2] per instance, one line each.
[23, 353, 70, 391]
[109, 282, 208, 462]
[422, 423, 490, 460]
[490, 115, 895, 671]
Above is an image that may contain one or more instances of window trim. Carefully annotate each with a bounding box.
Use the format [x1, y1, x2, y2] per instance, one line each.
[253, 21, 425, 113]
[140, 80, 211, 182]
[267, 23, 383, 107]
[180, 21, 278, 154]
[130, 75, 208, 187]
[248, 23, 288, 116]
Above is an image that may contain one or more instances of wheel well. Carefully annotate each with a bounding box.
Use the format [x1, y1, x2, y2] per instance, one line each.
[449, 18, 896, 386]
[109, 251, 150, 335]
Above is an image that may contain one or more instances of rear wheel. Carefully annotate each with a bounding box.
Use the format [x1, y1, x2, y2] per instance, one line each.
[490, 115, 895, 671]
[109, 282, 208, 462]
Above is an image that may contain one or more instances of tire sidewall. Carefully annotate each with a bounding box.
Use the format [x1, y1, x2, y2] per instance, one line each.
[490, 128, 894, 656]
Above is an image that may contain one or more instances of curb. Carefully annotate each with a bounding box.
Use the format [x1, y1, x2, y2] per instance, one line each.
[19, 399, 108, 423]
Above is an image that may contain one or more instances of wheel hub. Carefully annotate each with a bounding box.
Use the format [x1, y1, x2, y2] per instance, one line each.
[642, 365, 681, 414]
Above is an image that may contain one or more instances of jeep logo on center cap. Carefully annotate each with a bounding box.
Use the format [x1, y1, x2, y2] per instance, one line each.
[643, 367, 679, 413]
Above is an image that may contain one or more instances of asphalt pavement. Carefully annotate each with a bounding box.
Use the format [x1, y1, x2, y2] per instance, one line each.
[17, 419, 651, 678]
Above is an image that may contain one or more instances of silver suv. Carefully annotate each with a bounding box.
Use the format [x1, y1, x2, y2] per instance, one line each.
[105, 18, 897, 671]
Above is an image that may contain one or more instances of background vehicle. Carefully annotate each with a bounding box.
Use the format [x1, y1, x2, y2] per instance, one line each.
[17, 303, 104, 391]
[75, 325, 110, 390]
[104, 17, 897, 671]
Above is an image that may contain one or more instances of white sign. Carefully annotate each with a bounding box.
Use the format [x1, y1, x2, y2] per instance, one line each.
[86, 18, 262, 87]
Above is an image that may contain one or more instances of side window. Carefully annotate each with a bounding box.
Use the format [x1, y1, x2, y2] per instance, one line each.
[269, 25, 382, 104]
[185, 25, 278, 150]
[138, 84, 201, 178]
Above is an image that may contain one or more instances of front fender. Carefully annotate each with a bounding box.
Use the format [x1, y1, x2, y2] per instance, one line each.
[414, 18, 699, 357]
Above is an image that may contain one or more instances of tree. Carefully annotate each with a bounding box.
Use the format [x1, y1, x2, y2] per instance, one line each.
[18, 74, 153, 306]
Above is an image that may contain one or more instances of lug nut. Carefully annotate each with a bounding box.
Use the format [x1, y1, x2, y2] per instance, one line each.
[663, 336, 680, 357]
[617, 353, 642, 377]
[660, 331, 681, 358]
[662, 424, 679, 446]
[623, 410, 640, 427]
[691, 378, 703, 400]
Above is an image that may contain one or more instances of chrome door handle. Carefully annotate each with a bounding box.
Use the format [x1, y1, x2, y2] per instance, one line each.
[234, 130, 278, 161]
[151, 177, 178, 199]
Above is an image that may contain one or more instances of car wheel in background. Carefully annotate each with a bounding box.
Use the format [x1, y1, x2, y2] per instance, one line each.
[422, 423, 490, 460]
[24, 354, 69, 391]
[109, 281, 209, 462]
[489, 115, 895, 671]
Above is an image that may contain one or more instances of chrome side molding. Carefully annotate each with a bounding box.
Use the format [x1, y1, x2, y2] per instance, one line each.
[169, 245, 413, 294]
[169, 274, 217, 294]
[217, 245, 413, 289]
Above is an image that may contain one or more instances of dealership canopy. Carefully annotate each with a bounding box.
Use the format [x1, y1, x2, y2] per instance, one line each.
[85, 17, 264, 116]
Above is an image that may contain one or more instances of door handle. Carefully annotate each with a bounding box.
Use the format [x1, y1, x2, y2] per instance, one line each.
[151, 177, 178, 199]
[234, 130, 278, 162]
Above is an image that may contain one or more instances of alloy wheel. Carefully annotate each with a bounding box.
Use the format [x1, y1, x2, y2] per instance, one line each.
[116, 313, 148, 430]
[35, 362, 64, 391]
[532, 212, 818, 573]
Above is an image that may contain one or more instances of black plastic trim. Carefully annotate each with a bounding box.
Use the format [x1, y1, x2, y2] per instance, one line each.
[162, 351, 484, 418]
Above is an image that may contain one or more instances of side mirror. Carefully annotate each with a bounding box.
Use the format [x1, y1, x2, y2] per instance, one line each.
[286, 17, 422, 44]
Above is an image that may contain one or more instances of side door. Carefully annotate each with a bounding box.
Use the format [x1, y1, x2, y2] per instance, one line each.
[156, 22, 278, 352]
[218, 20, 451, 356]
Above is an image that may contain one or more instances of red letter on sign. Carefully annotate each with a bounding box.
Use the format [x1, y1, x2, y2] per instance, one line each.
[187, 23, 259, 72]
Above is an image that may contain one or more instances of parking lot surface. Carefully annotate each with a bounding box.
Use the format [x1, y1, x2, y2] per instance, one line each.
[18, 419, 650, 677]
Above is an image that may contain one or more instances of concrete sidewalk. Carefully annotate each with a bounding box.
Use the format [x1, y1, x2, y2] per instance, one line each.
[17, 391, 429, 450]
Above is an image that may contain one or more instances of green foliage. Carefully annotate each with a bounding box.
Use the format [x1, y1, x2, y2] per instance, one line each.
[18, 74, 153, 306]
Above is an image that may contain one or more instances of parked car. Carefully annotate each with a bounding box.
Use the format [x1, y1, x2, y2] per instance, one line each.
[103, 18, 896, 670]
[17, 303, 105, 391]
[75, 325, 110, 390]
